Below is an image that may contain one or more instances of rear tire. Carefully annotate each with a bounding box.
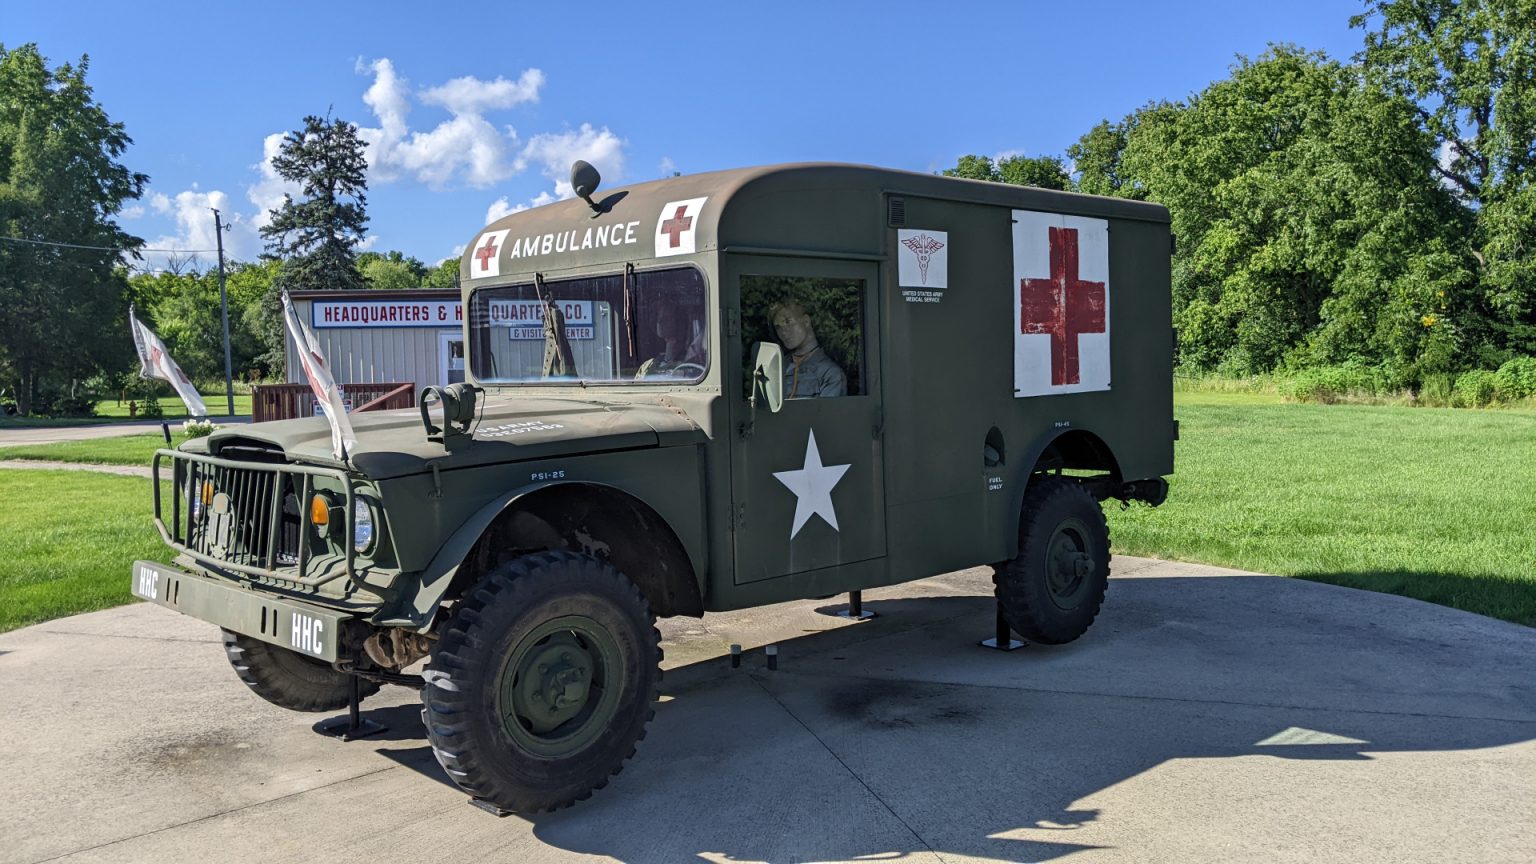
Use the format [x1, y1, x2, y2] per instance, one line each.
[222, 630, 378, 712]
[421, 551, 661, 813]
[995, 478, 1111, 645]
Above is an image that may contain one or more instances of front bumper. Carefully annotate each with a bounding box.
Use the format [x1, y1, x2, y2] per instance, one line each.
[131, 560, 351, 662]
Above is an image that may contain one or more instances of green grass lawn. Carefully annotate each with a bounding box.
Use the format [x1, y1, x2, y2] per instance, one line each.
[1, 390, 1531, 633]
[94, 390, 252, 419]
[1108, 390, 1536, 626]
[0, 433, 171, 466]
[0, 471, 172, 632]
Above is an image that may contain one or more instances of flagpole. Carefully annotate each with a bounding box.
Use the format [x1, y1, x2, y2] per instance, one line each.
[211, 208, 235, 417]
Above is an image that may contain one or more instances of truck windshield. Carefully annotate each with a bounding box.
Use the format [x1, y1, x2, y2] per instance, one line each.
[468, 266, 708, 385]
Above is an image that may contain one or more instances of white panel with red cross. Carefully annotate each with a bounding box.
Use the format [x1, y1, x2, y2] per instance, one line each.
[654, 197, 708, 258]
[1011, 210, 1111, 397]
[469, 229, 512, 280]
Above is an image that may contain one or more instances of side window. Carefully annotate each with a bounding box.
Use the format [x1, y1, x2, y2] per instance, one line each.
[741, 275, 865, 398]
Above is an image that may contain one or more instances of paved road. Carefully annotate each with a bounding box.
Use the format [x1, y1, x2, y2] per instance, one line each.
[3, 558, 1532, 864]
[0, 417, 247, 448]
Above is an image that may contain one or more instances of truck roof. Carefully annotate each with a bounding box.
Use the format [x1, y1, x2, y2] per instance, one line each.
[460, 162, 1169, 280]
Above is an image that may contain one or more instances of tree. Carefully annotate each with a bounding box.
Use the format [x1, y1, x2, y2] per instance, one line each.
[943, 153, 1071, 190]
[1354, 0, 1536, 352]
[128, 259, 274, 383]
[0, 44, 146, 415]
[256, 114, 369, 366]
[423, 256, 461, 291]
[359, 250, 428, 290]
[996, 154, 1070, 190]
[1085, 46, 1471, 376]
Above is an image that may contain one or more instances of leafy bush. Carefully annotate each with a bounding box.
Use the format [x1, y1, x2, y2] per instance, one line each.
[1279, 364, 1396, 403]
[1452, 370, 1498, 407]
[1418, 373, 1456, 407]
[138, 395, 164, 418]
[1493, 357, 1536, 401]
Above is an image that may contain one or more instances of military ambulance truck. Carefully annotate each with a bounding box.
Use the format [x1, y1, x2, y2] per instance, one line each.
[132, 162, 1174, 813]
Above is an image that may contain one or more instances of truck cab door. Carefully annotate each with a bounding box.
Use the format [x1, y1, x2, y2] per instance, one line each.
[727, 257, 887, 583]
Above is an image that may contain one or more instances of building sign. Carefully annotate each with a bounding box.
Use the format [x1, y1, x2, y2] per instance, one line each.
[312, 300, 463, 329]
[487, 300, 596, 341]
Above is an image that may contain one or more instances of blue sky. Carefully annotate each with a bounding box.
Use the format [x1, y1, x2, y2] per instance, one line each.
[5, 1, 1366, 273]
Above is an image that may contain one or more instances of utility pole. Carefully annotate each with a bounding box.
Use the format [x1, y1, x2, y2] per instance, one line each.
[211, 208, 235, 416]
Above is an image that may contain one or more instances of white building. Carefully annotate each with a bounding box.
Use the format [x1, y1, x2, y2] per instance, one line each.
[283, 290, 465, 389]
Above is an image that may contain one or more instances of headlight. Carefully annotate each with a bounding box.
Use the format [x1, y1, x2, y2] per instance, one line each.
[353, 497, 376, 553]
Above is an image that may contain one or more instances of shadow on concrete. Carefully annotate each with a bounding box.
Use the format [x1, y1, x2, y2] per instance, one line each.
[343, 577, 1536, 863]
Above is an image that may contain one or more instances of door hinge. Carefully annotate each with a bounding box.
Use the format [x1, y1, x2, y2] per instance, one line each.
[728, 503, 746, 532]
[871, 409, 884, 440]
[727, 309, 740, 337]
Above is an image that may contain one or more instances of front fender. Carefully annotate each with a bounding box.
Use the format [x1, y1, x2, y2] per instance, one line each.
[377, 480, 558, 629]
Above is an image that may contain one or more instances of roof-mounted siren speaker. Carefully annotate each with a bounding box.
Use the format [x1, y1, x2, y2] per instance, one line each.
[571, 160, 602, 213]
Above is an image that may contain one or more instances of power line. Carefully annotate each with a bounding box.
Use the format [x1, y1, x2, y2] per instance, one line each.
[0, 235, 219, 254]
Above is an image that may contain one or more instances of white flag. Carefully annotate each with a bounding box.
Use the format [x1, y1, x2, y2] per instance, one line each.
[128, 307, 208, 418]
[281, 292, 356, 461]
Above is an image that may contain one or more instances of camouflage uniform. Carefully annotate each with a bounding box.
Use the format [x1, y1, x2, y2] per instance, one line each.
[784, 346, 846, 398]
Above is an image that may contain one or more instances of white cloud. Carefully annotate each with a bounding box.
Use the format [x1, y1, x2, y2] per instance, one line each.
[420, 69, 544, 115]
[119, 204, 145, 220]
[356, 58, 553, 189]
[356, 234, 380, 252]
[992, 149, 1026, 162]
[658, 156, 676, 177]
[247, 132, 299, 231]
[517, 124, 626, 203]
[137, 185, 261, 272]
[137, 59, 627, 262]
[485, 196, 529, 224]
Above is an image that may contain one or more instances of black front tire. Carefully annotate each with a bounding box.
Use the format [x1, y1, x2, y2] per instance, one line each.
[421, 551, 662, 814]
[995, 478, 1111, 645]
[222, 630, 379, 712]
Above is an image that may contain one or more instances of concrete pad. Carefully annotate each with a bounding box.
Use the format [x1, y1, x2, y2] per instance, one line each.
[2, 559, 1532, 864]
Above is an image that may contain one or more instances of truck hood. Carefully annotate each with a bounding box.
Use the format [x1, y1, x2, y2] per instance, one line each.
[206, 396, 703, 480]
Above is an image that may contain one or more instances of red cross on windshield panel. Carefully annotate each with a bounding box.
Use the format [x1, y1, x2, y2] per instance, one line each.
[660, 206, 693, 248]
[1020, 226, 1106, 386]
[474, 236, 499, 270]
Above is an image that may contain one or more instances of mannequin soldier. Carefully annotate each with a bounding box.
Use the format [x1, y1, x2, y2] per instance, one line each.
[770, 300, 846, 398]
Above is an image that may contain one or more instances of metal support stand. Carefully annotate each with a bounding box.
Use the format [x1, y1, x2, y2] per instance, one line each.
[765, 644, 778, 671]
[828, 589, 876, 620]
[315, 676, 388, 741]
[469, 799, 513, 818]
[979, 605, 1025, 651]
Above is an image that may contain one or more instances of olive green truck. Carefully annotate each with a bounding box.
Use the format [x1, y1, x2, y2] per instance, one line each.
[132, 162, 1174, 813]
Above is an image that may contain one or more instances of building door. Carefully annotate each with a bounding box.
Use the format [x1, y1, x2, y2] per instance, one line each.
[729, 258, 886, 583]
[439, 331, 465, 385]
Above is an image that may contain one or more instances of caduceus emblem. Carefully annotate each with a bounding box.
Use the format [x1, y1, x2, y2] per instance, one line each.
[901, 233, 946, 284]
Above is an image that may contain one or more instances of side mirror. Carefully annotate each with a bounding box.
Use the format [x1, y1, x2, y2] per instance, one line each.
[751, 342, 784, 415]
[570, 160, 603, 213]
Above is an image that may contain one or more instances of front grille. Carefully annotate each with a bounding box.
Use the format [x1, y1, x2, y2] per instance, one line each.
[183, 460, 286, 568]
[153, 449, 363, 591]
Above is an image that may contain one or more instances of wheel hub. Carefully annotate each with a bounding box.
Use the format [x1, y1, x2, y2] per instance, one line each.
[495, 614, 625, 757]
[513, 633, 594, 733]
[1045, 522, 1092, 607]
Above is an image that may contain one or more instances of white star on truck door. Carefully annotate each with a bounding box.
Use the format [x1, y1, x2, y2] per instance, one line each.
[772, 430, 851, 539]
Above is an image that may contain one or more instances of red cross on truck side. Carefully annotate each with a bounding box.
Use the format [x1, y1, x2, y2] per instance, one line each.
[659, 205, 693, 248]
[474, 236, 499, 271]
[1019, 226, 1106, 386]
